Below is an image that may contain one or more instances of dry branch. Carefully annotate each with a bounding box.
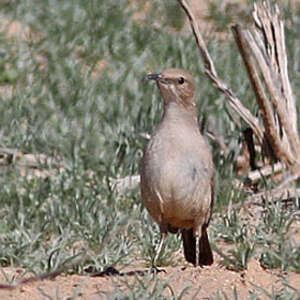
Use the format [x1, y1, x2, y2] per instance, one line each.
[246, 187, 300, 203]
[109, 175, 140, 193]
[231, 2, 300, 169]
[253, 3, 298, 133]
[178, 0, 300, 197]
[177, 0, 264, 143]
[232, 25, 296, 165]
[246, 162, 284, 183]
[0, 147, 64, 179]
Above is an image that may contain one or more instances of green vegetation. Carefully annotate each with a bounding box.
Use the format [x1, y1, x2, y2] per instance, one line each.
[0, 0, 300, 298]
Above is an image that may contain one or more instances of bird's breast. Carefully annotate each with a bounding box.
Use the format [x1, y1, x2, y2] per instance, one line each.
[141, 126, 213, 227]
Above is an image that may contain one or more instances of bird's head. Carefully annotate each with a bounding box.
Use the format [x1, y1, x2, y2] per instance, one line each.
[146, 68, 196, 108]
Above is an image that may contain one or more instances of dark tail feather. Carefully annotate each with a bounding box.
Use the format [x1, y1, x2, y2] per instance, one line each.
[181, 228, 213, 266]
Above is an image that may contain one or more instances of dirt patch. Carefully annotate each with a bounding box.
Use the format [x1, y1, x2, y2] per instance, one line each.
[1, 253, 299, 299]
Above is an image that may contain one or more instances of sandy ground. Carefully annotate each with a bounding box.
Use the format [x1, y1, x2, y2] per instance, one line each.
[1, 253, 300, 299]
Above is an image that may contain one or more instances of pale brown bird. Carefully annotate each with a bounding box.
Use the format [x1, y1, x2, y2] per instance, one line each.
[140, 68, 214, 266]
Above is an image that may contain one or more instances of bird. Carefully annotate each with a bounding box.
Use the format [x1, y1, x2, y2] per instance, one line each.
[140, 68, 215, 267]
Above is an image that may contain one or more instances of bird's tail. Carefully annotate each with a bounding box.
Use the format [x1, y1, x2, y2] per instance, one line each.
[181, 227, 213, 266]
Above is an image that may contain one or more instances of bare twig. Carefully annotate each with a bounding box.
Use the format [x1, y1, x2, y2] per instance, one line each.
[246, 162, 284, 183]
[178, 0, 300, 198]
[246, 187, 300, 203]
[247, 28, 300, 160]
[248, 2, 300, 163]
[246, 164, 300, 202]
[0, 147, 64, 179]
[253, 2, 298, 133]
[177, 0, 264, 143]
[232, 25, 296, 165]
[109, 175, 140, 192]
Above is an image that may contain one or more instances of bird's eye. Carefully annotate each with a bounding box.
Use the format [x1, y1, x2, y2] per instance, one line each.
[178, 77, 185, 84]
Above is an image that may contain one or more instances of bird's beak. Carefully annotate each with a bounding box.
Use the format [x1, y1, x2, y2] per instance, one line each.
[145, 73, 162, 81]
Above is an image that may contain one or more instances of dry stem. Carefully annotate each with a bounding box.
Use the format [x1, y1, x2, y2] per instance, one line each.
[177, 0, 264, 143]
